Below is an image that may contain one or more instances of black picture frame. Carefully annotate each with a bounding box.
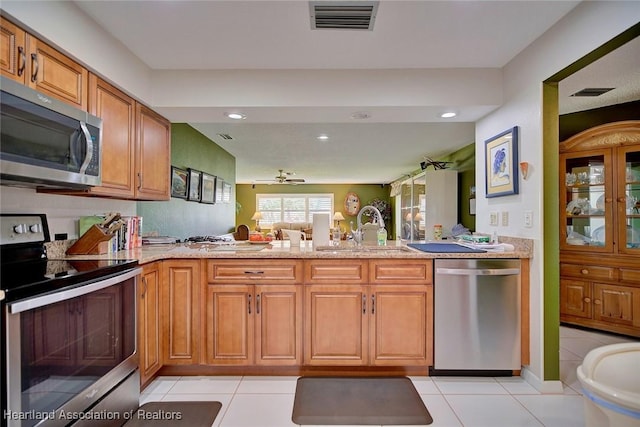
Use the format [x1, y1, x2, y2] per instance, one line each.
[170, 166, 188, 199]
[215, 177, 224, 203]
[485, 126, 519, 198]
[200, 172, 216, 204]
[187, 168, 202, 201]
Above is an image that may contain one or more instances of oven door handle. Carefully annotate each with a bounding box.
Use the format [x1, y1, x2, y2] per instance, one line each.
[7, 267, 141, 314]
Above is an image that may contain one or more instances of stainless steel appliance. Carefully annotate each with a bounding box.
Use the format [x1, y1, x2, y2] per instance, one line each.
[1, 214, 140, 427]
[0, 76, 102, 189]
[432, 259, 521, 375]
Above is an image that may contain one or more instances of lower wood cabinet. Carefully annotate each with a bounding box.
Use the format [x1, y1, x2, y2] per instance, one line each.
[304, 259, 433, 367]
[205, 284, 302, 365]
[560, 262, 640, 337]
[162, 260, 200, 365]
[138, 262, 162, 385]
[304, 283, 433, 366]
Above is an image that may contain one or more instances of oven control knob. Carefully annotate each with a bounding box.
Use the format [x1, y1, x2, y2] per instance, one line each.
[13, 224, 27, 234]
[29, 224, 42, 233]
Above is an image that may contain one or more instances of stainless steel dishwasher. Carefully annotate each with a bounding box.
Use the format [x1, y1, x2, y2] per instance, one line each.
[431, 258, 521, 375]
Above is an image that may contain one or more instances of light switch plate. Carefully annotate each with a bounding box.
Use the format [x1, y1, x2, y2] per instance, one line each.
[501, 211, 509, 226]
[524, 210, 533, 228]
[489, 211, 498, 226]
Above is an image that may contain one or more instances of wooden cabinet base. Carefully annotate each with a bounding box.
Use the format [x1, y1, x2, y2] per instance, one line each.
[156, 364, 430, 378]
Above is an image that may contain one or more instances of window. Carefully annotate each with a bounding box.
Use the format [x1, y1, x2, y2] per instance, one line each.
[256, 194, 334, 228]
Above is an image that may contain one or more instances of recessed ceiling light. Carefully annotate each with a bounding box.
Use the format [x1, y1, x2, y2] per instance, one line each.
[225, 112, 246, 120]
[440, 112, 457, 118]
[317, 134, 329, 141]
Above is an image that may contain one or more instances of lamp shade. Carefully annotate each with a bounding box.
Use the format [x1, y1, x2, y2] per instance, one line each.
[414, 212, 424, 221]
[333, 212, 345, 221]
[251, 212, 263, 220]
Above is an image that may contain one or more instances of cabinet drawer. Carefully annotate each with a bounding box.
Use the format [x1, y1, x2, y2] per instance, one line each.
[304, 260, 367, 284]
[369, 260, 432, 284]
[207, 260, 302, 283]
[620, 269, 640, 285]
[560, 263, 617, 281]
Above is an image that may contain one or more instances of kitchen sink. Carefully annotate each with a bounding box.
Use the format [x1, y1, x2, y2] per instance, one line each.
[315, 245, 415, 253]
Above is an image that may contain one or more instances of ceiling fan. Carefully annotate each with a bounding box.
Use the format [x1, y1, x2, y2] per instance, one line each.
[257, 169, 306, 184]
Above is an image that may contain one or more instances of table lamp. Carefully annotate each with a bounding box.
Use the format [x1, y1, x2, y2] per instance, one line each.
[251, 211, 263, 232]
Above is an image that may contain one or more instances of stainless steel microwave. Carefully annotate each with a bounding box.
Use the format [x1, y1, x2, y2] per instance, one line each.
[0, 76, 102, 188]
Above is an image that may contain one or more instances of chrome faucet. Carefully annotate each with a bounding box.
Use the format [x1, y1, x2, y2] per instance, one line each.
[351, 205, 385, 244]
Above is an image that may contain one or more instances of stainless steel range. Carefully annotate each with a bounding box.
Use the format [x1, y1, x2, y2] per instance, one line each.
[1, 214, 141, 427]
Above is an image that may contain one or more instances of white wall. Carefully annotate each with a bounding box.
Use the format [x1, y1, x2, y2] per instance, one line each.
[0, 186, 136, 239]
[475, 1, 640, 389]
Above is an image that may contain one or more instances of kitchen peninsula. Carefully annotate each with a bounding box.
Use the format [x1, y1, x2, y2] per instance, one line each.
[54, 239, 531, 387]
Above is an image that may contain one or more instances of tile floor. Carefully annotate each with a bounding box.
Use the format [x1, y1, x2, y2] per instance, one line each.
[140, 326, 638, 426]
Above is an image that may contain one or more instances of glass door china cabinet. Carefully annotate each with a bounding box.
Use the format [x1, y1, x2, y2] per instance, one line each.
[558, 121, 640, 338]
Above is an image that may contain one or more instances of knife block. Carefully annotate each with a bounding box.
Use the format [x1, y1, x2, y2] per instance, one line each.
[66, 224, 114, 255]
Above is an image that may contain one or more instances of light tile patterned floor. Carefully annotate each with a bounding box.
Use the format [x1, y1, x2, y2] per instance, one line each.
[140, 326, 638, 426]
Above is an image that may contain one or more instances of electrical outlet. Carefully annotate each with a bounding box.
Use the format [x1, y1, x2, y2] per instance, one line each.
[524, 210, 533, 228]
[501, 211, 509, 226]
[489, 211, 498, 226]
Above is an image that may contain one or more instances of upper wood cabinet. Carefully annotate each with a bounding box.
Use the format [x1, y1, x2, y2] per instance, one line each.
[88, 75, 137, 198]
[1, 16, 88, 109]
[560, 121, 640, 255]
[135, 103, 171, 200]
[1, 16, 27, 82]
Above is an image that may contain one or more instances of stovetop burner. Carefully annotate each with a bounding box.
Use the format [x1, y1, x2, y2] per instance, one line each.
[185, 235, 232, 243]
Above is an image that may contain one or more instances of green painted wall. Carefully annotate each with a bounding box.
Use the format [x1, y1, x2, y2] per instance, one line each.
[137, 124, 236, 239]
[236, 184, 391, 236]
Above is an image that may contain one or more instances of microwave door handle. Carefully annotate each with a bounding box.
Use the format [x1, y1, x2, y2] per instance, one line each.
[79, 121, 93, 174]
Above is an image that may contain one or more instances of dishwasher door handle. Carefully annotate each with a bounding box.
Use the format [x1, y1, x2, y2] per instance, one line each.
[436, 267, 520, 276]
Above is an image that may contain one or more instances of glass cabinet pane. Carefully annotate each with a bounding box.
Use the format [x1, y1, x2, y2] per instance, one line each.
[623, 148, 640, 250]
[564, 155, 607, 248]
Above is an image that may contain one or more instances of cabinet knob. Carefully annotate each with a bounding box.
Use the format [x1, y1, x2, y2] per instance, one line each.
[581, 269, 589, 275]
[594, 299, 602, 305]
[617, 197, 626, 203]
[583, 297, 591, 303]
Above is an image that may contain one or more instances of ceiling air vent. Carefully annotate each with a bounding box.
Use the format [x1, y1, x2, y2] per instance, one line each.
[217, 133, 233, 140]
[570, 88, 615, 97]
[310, 1, 379, 31]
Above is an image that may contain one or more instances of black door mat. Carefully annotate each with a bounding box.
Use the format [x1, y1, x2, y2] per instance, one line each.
[123, 401, 222, 427]
[292, 377, 433, 425]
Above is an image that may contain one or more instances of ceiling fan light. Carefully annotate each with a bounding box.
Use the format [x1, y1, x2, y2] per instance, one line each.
[225, 112, 246, 120]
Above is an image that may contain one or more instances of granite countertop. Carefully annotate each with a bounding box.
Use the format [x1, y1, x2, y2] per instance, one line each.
[50, 238, 532, 265]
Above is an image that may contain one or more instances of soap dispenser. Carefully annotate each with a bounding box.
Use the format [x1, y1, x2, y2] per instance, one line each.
[377, 227, 387, 246]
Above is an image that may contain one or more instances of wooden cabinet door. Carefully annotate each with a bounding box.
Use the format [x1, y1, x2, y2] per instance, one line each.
[139, 262, 162, 385]
[136, 104, 171, 200]
[88, 74, 136, 198]
[205, 284, 254, 365]
[255, 285, 302, 365]
[1, 16, 27, 83]
[162, 260, 200, 365]
[560, 279, 592, 319]
[592, 283, 638, 327]
[369, 285, 432, 366]
[304, 284, 368, 366]
[27, 36, 88, 110]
